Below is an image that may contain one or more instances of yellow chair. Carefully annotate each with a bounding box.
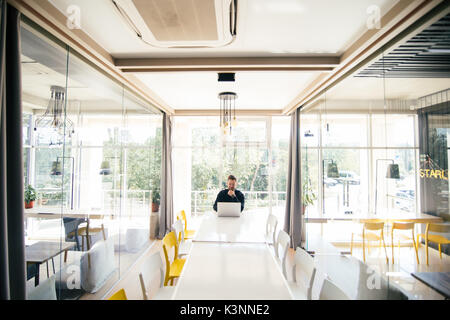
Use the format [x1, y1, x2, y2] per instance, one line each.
[390, 222, 419, 265]
[162, 231, 186, 286]
[417, 223, 450, 265]
[177, 210, 195, 239]
[108, 288, 127, 300]
[350, 222, 388, 264]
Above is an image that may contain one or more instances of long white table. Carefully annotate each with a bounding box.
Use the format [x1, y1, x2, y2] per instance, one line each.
[171, 242, 293, 300]
[193, 212, 268, 243]
[171, 211, 293, 299]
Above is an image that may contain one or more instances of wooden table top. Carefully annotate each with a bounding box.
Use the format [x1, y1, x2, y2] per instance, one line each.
[25, 208, 104, 220]
[306, 212, 443, 224]
[25, 241, 76, 263]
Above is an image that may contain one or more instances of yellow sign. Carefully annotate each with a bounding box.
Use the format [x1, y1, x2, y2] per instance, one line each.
[419, 169, 448, 180]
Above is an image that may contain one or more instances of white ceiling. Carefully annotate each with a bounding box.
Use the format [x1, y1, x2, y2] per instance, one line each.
[47, 0, 405, 112]
[50, 0, 398, 58]
[135, 71, 318, 109]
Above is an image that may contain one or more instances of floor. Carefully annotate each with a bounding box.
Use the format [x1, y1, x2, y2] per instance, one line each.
[28, 212, 448, 300]
[101, 233, 448, 300]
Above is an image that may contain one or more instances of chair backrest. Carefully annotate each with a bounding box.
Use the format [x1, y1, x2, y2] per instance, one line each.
[364, 222, 384, 231]
[139, 252, 165, 300]
[177, 210, 188, 231]
[392, 222, 414, 231]
[108, 288, 127, 300]
[172, 219, 185, 244]
[275, 230, 290, 278]
[427, 223, 450, 234]
[63, 217, 85, 249]
[292, 247, 316, 300]
[319, 278, 350, 300]
[265, 214, 278, 245]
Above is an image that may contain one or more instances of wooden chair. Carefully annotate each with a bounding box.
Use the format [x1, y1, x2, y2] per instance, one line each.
[139, 252, 175, 300]
[162, 231, 186, 286]
[265, 214, 278, 245]
[176, 210, 195, 239]
[319, 278, 350, 300]
[172, 219, 191, 257]
[350, 222, 389, 264]
[417, 223, 450, 265]
[289, 247, 316, 300]
[108, 288, 127, 300]
[77, 223, 106, 251]
[390, 222, 419, 264]
[274, 230, 290, 279]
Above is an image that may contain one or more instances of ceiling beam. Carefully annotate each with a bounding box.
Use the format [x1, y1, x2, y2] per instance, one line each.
[282, 0, 448, 115]
[115, 57, 339, 72]
[173, 109, 284, 116]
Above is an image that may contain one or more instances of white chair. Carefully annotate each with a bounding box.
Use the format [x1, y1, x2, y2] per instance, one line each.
[265, 214, 278, 245]
[289, 247, 316, 300]
[172, 219, 191, 257]
[274, 230, 290, 279]
[139, 252, 175, 300]
[55, 238, 117, 294]
[319, 278, 350, 300]
[26, 275, 57, 300]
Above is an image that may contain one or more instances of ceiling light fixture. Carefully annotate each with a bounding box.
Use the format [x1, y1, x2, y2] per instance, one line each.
[218, 91, 237, 135]
[34, 86, 74, 144]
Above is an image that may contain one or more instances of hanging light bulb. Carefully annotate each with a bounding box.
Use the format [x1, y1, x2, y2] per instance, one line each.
[218, 92, 237, 135]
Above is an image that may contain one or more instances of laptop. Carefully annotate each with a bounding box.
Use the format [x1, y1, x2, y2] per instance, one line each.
[217, 202, 241, 217]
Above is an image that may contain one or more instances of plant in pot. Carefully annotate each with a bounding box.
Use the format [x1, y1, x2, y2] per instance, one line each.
[151, 189, 160, 213]
[24, 185, 37, 209]
[301, 177, 316, 215]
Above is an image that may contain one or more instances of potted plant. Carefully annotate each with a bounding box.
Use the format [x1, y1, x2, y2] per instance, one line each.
[151, 189, 160, 213]
[24, 185, 37, 209]
[301, 177, 316, 215]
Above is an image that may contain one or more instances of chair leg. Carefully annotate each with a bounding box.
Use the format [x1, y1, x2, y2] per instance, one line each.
[52, 258, 55, 274]
[350, 233, 354, 255]
[381, 231, 389, 264]
[425, 239, 429, 266]
[439, 244, 442, 259]
[391, 232, 394, 265]
[46, 261, 49, 278]
[412, 231, 419, 265]
[362, 234, 366, 263]
[81, 235, 85, 251]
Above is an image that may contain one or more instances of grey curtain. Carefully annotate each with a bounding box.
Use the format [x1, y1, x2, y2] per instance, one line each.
[158, 113, 174, 239]
[0, 1, 26, 300]
[284, 108, 303, 249]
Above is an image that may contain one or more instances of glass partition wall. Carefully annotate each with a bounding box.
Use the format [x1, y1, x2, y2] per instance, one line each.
[21, 20, 162, 299]
[301, 21, 450, 299]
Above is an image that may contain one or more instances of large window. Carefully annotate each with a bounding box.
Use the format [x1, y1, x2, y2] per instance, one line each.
[173, 116, 290, 222]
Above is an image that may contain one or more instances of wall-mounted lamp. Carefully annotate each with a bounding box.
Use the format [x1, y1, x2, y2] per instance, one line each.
[375, 159, 400, 215]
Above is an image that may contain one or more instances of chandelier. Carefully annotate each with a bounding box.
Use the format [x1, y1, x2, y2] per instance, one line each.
[34, 86, 74, 144]
[218, 91, 237, 135]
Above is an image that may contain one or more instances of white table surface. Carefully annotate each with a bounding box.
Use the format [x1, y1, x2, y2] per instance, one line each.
[193, 212, 268, 243]
[171, 241, 293, 300]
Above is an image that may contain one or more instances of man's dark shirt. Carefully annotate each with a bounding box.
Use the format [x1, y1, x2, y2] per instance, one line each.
[213, 189, 245, 212]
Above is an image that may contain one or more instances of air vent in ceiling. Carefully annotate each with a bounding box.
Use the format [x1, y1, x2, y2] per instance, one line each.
[112, 0, 237, 48]
[356, 14, 450, 78]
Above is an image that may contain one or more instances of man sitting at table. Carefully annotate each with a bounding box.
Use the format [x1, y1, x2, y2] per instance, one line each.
[213, 175, 245, 212]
